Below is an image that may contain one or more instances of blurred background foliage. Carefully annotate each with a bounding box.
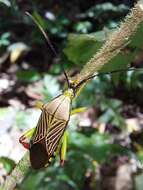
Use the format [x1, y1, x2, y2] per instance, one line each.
[0, 0, 143, 190]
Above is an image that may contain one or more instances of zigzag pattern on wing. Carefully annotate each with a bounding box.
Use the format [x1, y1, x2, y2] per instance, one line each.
[45, 118, 67, 157]
[32, 110, 50, 144]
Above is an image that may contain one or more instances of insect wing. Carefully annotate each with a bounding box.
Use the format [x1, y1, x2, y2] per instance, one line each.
[45, 118, 68, 157]
[31, 95, 65, 144]
[30, 94, 71, 167]
[32, 110, 49, 144]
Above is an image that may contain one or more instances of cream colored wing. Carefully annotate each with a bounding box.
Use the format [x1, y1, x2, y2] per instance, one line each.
[45, 117, 67, 157]
[32, 94, 71, 148]
[32, 110, 50, 144]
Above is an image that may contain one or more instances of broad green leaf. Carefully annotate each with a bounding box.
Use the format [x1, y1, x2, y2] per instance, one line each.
[64, 33, 103, 65]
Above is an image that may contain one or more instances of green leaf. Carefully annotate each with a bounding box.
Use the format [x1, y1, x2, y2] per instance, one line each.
[130, 70, 143, 89]
[33, 11, 47, 30]
[21, 171, 46, 190]
[130, 22, 143, 48]
[74, 21, 92, 33]
[98, 98, 125, 127]
[0, 32, 10, 46]
[69, 132, 130, 162]
[16, 70, 40, 82]
[137, 151, 143, 164]
[100, 98, 122, 110]
[86, 3, 129, 19]
[99, 49, 137, 86]
[57, 174, 78, 189]
[0, 0, 11, 7]
[100, 49, 136, 73]
[64, 33, 103, 65]
[0, 157, 15, 173]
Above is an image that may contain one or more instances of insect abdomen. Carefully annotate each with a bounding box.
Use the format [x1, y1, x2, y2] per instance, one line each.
[30, 140, 48, 169]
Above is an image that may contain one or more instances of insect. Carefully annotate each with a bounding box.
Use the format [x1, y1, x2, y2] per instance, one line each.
[19, 12, 143, 169]
[19, 72, 91, 169]
[19, 12, 90, 169]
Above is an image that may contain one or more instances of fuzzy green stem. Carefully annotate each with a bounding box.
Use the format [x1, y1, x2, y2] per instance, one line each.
[2, 152, 30, 190]
[76, 1, 143, 82]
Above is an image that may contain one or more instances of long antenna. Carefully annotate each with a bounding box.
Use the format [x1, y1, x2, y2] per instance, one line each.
[25, 11, 58, 57]
[26, 11, 70, 87]
[75, 67, 143, 89]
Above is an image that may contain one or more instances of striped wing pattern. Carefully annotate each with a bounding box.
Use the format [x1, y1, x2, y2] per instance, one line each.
[45, 118, 67, 157]
[32, 110, 50, 144]
[32, 109, 67, 158]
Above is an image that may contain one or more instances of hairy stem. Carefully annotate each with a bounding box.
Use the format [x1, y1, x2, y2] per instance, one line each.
[2, 152, 30, 190]
[3, 1, 143, 190]
[76, 1, 143, 82]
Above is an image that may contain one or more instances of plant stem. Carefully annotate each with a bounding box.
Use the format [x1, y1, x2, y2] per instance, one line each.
[2, 152, 30, 190]
[76, 1, 143, 83]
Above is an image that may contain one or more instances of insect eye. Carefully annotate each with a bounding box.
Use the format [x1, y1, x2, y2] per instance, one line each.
[69, 80, 76, 89]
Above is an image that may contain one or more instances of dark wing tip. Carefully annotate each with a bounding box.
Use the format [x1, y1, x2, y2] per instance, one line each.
[30, 143, 48, 169]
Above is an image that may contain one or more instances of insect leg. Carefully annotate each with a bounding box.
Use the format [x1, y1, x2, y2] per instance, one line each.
[19, 127, 36, 149]
[60, 131, 68, 166]
[71, 107, 87, 115]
